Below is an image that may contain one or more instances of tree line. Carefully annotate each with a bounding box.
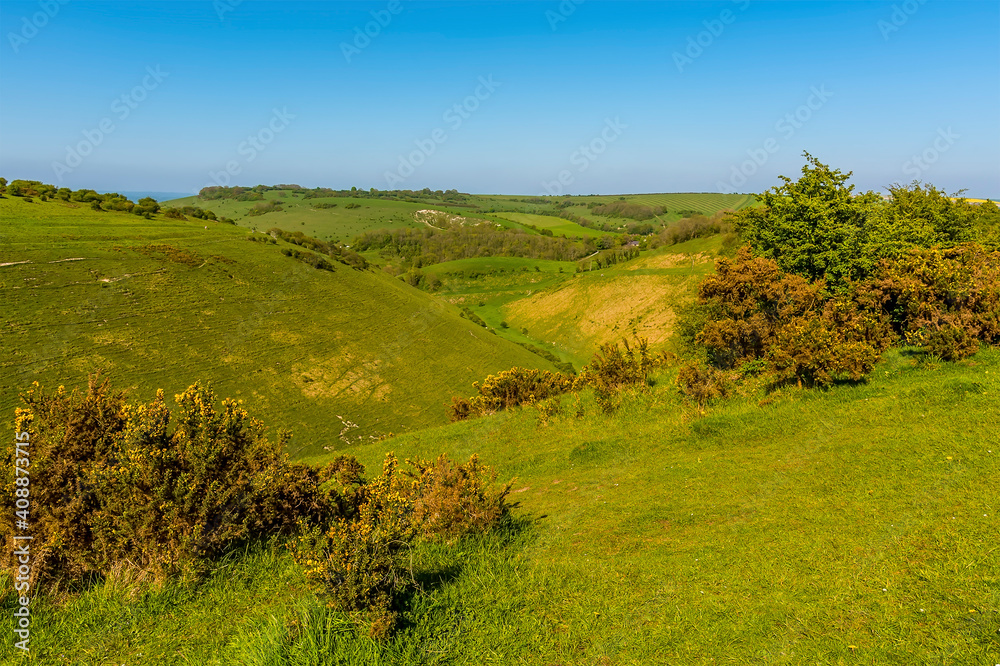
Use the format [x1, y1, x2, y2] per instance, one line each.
[1, 178, 230, 222]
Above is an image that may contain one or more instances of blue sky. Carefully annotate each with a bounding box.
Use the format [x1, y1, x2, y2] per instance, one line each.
[1, 0, 997, 196]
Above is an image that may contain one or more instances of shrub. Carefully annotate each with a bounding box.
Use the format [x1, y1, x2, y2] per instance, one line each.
[400, 454, 512, 542]
[676, 362, 731, 406]
[694, 247, 822, 368]
[290, 455, 413, 638]
[0, 377, 126, 588]
[766, 313, 883, 387]
[245, 201, 284, 216]
[0, 377, 315, 587]
[689, 248, 891, 386]
[576, 337, 662, 394]
[861, 243, 1000, 361]
[449, 367, 573, 420]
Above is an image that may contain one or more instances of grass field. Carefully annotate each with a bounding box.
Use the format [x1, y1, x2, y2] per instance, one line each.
[491, 212, 614, 238]
[7, 346, 997, 663]
[166, 192, 433, 242]
[625, 192, 757, 214]
[0, 196, 557, 454]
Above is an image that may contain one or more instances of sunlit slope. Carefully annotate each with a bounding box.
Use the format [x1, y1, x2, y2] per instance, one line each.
[165, 192, 432, 240]
[327, 348, 1000, 664]
[0, 197, 556, 456]
[499, 237, 721, 365]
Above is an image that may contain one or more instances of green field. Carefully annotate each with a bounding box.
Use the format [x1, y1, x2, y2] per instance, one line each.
[625, 192, 757, 214]
[491, 212, 613, 238]
[7, 347, 998, 663]
[163, 191, 758, 245]
[0, 196, 557, 454]
[166, 192, 436, 241]
[426, 256, 576, 276]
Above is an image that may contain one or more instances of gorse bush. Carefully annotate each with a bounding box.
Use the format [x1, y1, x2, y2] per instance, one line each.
[576, 337, 667, 411]
[3, 375, 514, 638]
[0, 377, 312, 586]
[289, 452, 513, 637]
[671, 155, 1000, 395]
[400, 454, 513, 542]
[449, 367, 574, 420]
[290, 455, 414, 638]
[451, 336, 667, 419]
[675, 362, 732, 407]
[861, 243, 1000, 361]
[688, 247, 892, 387]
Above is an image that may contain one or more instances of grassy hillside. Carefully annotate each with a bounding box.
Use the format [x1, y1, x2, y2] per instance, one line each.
[10, 346, 998, 663]
[491, 212, 613, 238]
[0, 196, 558, 455]
[166, 192, 433, 241]
[494, 237, 723, 366]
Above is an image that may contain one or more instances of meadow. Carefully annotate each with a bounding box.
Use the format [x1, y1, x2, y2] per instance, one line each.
[4, 347, 996, 664]
[490, 212, 615, 239]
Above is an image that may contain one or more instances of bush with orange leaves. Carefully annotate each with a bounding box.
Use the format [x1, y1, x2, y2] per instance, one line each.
[401, 454, 513, 542]
[860, 243, 1000, 361]
[686, 247, 892, 388]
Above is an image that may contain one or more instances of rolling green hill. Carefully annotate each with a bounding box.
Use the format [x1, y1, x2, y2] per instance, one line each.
[0, 196, 558, 455]
[491, 212, 614, 238]
[490, 237, 723, 367]
[11, 347, 998, 663]
[165, 192, 436, 241]
[163, 190, 759, 245]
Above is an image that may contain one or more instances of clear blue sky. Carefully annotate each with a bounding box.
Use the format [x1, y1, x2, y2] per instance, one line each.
[1, 0, 997, 196]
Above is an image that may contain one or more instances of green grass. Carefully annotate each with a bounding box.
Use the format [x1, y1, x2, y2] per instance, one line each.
[427, 256, 576, 276]
[492, 237, 725, 366]
[491, 212, 613, 239]
[166, 192, 435, 241]
[0, 196, 557, 454]
[9, 347, 998, 663]
[625, 192, 757, 214]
